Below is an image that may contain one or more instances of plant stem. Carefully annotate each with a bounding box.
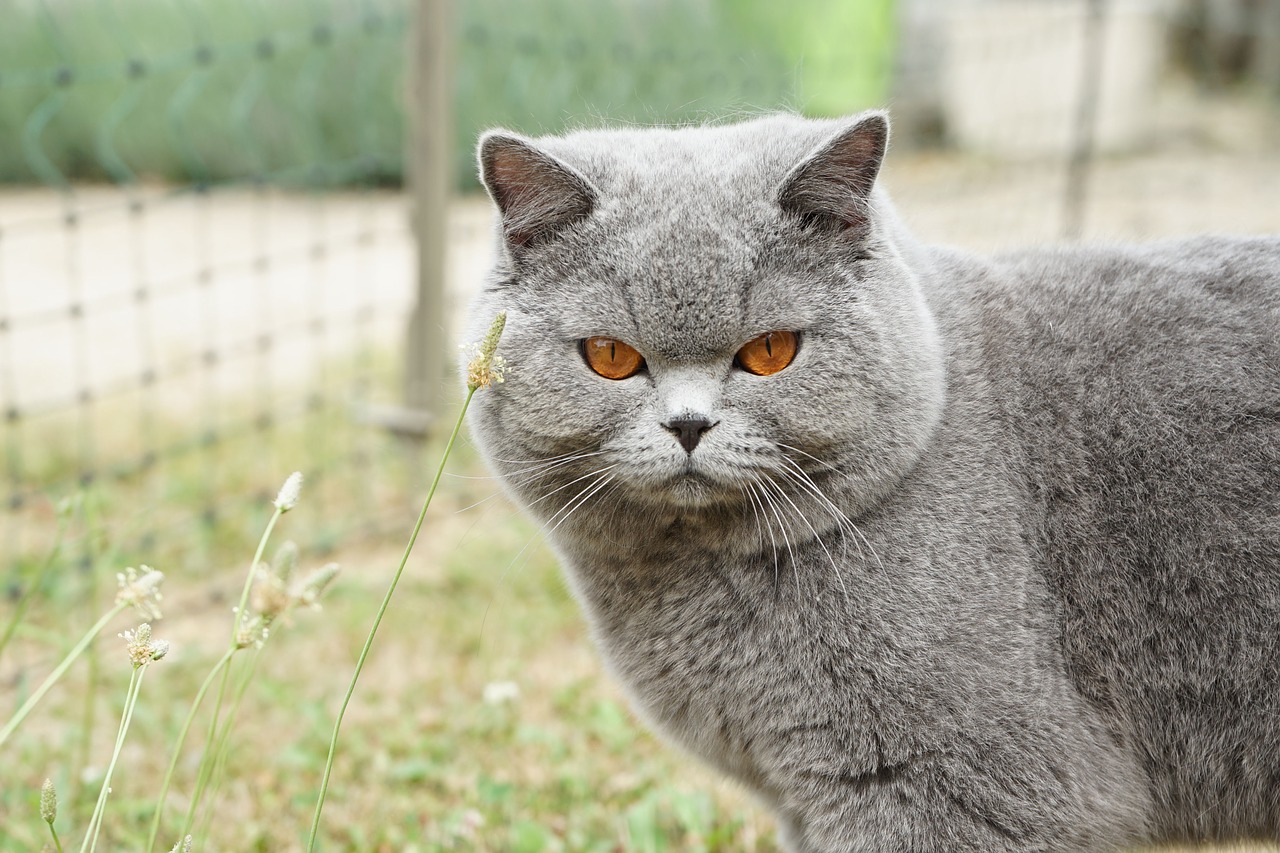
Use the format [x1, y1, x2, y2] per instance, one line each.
[81, 663, 147, 853]
[75, 494, 109, 814]
[180, 648, 235, 837]
[0, 515, 67, 659]
[144, 647, 235, 850]
[306, 387, 477, 851]
[195, 646, 265, 844]
[233, 507, 283, 642]
[176, 499, 281, 835]
[47, 822, 64, 853]
[0, 601, 127, 749]
[178, 503, 282, 838]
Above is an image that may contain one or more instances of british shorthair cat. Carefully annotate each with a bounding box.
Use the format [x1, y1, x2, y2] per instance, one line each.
[463, 111, 1279, 852]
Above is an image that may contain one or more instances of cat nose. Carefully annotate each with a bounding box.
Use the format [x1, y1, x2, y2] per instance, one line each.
[662, 416, 715, 454]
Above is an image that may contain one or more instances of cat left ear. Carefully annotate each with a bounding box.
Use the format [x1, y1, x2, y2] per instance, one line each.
[777, 111, 888, 234]
[478, 131, 598, 251]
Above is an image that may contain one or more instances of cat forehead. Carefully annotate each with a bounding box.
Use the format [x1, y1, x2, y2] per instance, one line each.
[533, 193, 810, 358]
[525, 118, 837, 294]
[537, 115, 845, 201]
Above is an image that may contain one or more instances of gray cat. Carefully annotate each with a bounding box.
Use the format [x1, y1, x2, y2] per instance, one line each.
[462, 111, 1280, 852]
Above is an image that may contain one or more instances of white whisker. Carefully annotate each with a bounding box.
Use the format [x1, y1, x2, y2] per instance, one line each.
[452, 452, 610, 515]
[488, 448, 606, 467]
[478, 465, 618, 641]
[455, 490, 512, 514]
[745, 482, 779, 591]
[762, 473, 852, 609]
[753, 477, 801, 597]
[526, 465, 620, 510]
[547, 471, 617, 537]
[775, 456, 887, 575]
[776, 442, 844, 475]
[500, 450, 610, 480]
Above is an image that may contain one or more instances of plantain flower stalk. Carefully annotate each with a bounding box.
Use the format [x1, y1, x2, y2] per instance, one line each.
[183, 473, 302, 833]
[80, 624, 168, 853]
[147, 482, 342, 849]
[0, 567, 165, 749]
[307, 310, 508, 850]
[466, 311, 508, 391]
[41, 779, 63, 853]
[274, 472, 303, 512]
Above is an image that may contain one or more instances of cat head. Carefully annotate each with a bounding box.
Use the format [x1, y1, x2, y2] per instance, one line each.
[465, 112, 945, 552]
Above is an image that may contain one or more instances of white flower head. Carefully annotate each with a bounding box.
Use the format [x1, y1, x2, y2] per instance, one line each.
[250, 563, 291, 621]
[234, 615, 270, 650]
[120, 623, 169, 667]
[115, 566, 164, 620]
[271, 540, 299, 583]
[293, 562, 340, 610]
[169, 835, 193, 853]
[274, 471, 304, 512]
[40, 778, 57, 824]
[466, 311, 508, 391]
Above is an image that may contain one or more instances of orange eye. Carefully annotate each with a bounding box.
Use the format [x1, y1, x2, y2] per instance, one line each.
[736, 331, 798, 376]
[583, 336, 645, 380]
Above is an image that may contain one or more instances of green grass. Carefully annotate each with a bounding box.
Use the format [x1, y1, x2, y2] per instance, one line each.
[0, 435, 780, 850]
[0, 334, 413, 577]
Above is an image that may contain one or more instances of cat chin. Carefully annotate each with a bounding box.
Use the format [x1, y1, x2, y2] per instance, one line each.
[659, 473, 731, 509]
[611, 470, 743, 513]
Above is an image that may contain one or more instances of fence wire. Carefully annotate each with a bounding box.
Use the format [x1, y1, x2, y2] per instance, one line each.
[1, 0, 415, 583]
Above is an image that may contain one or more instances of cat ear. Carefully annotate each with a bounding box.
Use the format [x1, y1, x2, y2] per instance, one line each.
[478, 131, 598, 251]
[777, 112, 888, 234]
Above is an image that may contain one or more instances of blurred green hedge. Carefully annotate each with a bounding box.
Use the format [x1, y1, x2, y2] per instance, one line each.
[0, 0, 893, 190]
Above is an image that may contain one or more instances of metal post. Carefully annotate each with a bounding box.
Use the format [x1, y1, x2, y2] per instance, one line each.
[381, 0, 452, 436]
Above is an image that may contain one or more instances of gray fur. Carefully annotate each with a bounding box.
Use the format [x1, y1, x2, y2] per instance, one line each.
[464, 111, 1280, 852]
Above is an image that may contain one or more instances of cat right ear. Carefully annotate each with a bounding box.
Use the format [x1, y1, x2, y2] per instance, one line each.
[777, 111, 888, 236]
[478, 131, 598, 252]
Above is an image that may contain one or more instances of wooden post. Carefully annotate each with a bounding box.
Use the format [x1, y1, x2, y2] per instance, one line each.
[1061, 0, 1106, 242]
[401, 0, 452, 433]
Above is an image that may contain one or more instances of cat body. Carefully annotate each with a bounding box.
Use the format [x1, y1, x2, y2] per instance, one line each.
[464, 112, 1280, 852]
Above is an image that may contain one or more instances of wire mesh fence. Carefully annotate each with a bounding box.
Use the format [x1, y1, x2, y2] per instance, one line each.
[2, 0, 1279, 590]
[1, 0, 417, 583]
